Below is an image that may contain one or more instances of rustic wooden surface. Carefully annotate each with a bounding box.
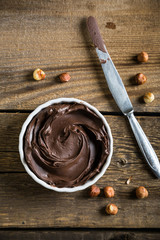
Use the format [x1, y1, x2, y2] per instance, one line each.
[0, 0, 160, 238]
[0, 230, 160, 240]
[0, 0, 160, 112]
[0, 113, 160, 229]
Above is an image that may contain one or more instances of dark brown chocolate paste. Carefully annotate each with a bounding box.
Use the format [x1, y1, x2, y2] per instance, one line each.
[87, 16, 106, 53]
[24, 102, 109, 188]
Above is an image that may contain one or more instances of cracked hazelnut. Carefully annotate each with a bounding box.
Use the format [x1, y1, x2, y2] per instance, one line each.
[106, 203, 118, 215]
[135, 73, 147, 85]
[59, 72, 71, 82]
[104, 186, 115, 198]
[33, 68, 46, 80]
[137, 52, 148, 62]
[136, 186, 148, 199]
[89, 185, 100, 197]
[143, 92, 155, 103]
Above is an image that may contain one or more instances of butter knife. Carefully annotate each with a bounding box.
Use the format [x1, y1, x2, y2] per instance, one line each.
[87, 16, 160, 178]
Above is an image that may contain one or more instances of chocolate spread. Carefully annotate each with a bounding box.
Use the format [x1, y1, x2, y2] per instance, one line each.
[24, 102, 109, 188]
[87, 16, 107, 53]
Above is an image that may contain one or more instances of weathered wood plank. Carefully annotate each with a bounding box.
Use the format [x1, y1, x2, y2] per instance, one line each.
[0, 230, 160, 240]
[0, 113, 159, 176]
[0, 113, 160, 152]
[0, 152, 23, 172]
[0, 113, 159, 173]
[0, 0, 160, 112]
[0, 113, 160, 228]
[0, 0, 160, 229]
[0, 172, 160, 228]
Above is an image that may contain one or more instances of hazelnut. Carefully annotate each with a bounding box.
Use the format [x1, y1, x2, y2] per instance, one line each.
[104, 186, 115, 198]
[143, 92, 155, 103]
[137, 52, 149, 62]
[89, 185, 100, 197]
[59, 72, 71, 82]
[136, 186, 148, 199]
[105, 203, 118, 215]
[33, 68, 46, 81]
[135, 73, 147, 85]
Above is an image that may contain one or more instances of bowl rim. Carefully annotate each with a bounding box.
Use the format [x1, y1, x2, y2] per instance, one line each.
[19, 97, 113, 192]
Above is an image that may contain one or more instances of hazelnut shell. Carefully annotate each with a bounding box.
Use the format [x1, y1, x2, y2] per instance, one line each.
[135, 73, 147, 85]
[104, 186, 115, 198]
[59, 73, 71, 82]
[106, 203, 118, 215]
[137, 52, 149, 62]
[136, 186, 148, 199]
[89, 185, 100, 197]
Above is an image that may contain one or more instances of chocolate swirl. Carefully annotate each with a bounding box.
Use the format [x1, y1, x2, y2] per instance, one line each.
[24, 102, 109, 188]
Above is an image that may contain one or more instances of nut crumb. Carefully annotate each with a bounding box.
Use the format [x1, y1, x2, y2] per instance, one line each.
[100, 59, 106, 64]
[106, 22, 116, 29]
[90, 43, 94, 47]
[126, 176, 132, 185]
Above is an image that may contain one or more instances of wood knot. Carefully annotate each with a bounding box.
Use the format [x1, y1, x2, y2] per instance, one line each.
[117, 158, 128, 168]
[86, 1, 96, 10]
[110, 233, 136, 240]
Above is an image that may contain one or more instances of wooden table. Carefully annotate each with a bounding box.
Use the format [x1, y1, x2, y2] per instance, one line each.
[0, 0, 160, 239]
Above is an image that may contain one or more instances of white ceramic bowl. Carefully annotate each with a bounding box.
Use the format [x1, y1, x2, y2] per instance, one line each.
[19, 98, 113, 192]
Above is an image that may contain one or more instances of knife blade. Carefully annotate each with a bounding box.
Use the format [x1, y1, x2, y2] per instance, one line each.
[87, 16, 160, 178]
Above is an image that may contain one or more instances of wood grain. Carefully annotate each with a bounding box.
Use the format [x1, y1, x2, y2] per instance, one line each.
[0, 113, 159, 170]
[0, 172, 160, 228]
[0, 0, 160, 112]
[0, 230, 160, 240]
[0, 112, 160, 150]
[0, 0, 160, 231]
[0, 113, 159, 228]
